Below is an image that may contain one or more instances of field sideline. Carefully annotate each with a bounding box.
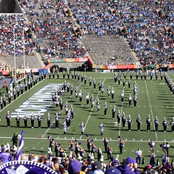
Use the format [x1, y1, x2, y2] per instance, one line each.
[0, 71, 174, 165]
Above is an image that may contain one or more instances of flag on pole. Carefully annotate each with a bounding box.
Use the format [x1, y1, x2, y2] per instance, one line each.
[2, 80, 7, 88]
[16, 130, 25, 161]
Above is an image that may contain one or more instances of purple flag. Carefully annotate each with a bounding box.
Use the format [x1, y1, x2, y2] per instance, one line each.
[16, 130, 24, 161]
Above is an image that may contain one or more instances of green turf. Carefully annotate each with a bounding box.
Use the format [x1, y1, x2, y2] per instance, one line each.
[0, 72, 174, 166]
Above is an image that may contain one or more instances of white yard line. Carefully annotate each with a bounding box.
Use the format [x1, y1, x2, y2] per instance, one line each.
[1, 136, 172, 143]
[144, 80, 158, 141]
[80, 78, 106, 138]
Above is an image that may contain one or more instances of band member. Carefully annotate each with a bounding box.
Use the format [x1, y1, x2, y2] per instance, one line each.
[97, 147, 102, 162]
[64, 101, 69, 115]
[146, 114, 151, 131]
[30, 113, 35, 128]
[90, 94, 95, 108]
[47, 113, 51, 128]
[112, 105, 116, 119]
[77, 73, 80, 80]
[104, 102, 108, 116]
[81, 74, 84, 82]
[62, 121, 67, 135]
[93, 79, 96, 89]
[96, 99, 100, 111]
[37, 113, 42, 128]
[59, 98, 63, 110]
[130, 72, 133, 80]
[111, 87, 114, 99]
[89, 77, 92, 87]
[170, 117, 174, 132]
[55, 113, 59, 129]
[122, 112, 126, 129]
[23, 114, 28, 128]
[80, 122, 85, 135]
[119, 139, 125, 154]
[70, 85, 73, 95]
[107, 85, 110, 96]
[101, 83, 104, 93]
[70, 105, 75, 119]
[127, 115, 132, 131]
[114, 72, 118, 82]
[84, 76, 87, 84]
[104, 137, 108, 153]
[57, 70, 59, 79]
[136, 148, 143, 165]
[99, 123, 104, 135]
[91, 143, 97, 158]
[128, 79, 131, 88]
[6, 111, 11, 127]
[86, 93, 90, 105]
[3, 94, 6, 107]
[163, 117, 168, 132]
[75, 87, 78, 98]
[154, 116, 159, 132]
[79, 90, 83, 102]
[16, 113, 20, 127]
[136, 114, 142, 131]
[117, 110, 121, 125]
[0, 97, 3, 109]
[134, 95, 138, 107]
[122, 79, 126, 87]
[98, 80, 102, 91]
[121, 90, 124, 103]
[128, 94, 132, 106]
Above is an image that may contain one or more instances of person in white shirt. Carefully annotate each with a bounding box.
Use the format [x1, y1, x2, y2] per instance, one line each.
[135, 148, 142, 164]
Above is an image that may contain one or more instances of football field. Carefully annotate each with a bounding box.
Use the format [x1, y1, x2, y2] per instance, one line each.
[0, 71, 174, 165]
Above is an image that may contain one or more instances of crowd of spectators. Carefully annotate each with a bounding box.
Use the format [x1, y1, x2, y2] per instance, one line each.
[0, 0, 173, 67]
[1, 137, 174, 173]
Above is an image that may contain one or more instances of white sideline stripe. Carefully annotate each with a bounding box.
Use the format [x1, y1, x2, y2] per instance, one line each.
[144, 80, 158, 141]
[80, 78, 106, 139]
[0, 78, 46, 113]
[1, 136, 173, 143]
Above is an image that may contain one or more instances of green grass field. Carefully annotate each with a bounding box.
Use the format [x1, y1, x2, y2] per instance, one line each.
[1, 71, 174, 166]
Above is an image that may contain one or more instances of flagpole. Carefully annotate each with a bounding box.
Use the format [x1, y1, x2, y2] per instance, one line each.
[13, 27, 16, 82]
[23, 28, 26, 75]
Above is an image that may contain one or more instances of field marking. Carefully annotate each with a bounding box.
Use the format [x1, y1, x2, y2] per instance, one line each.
[144, 80, 158, 141]
[81, 78, 106, 139]
[1, 136, 173, 143]
[0, 78, 46, 113]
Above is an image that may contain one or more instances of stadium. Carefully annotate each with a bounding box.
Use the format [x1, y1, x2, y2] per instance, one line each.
[0, 0, 174, 173]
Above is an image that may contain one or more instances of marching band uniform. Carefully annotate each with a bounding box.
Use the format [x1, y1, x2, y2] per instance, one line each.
[89, 77, 92, 86]
[30, 114, 35, 128]
[128, 80, 131, 88]
[55, 113, 59, 128]
[104, 102, 108, 116]
[117, 110, 121, 124]
[121, 91, 124, 102]
[111, 87, 114, 99]
[37, 113, 42, 128]
[16, 114, 20, 127]
[163, 117, 168, 132]
[47, 113, 51, 128]
[86, 93, 90, 105]
[79, 90, 83, 102]
[99, 123, 104, 135]
[122, 113, 126, 129]
[127, 115, 132, 131]
[97, 148, 102, 162]
[80, 122, 85, 134]
[112, 105, 116, 119]
[107, 86, 110, 96]
[154, 116, 159, 132]
[93, 79, 96, 89]
[170, 117, 174, 132]
[6, 111, 11, 127]
[136, 115, 141, 131]
[23, 115, 28, 128]
[128, 94, 132, 106]
[146, 115, 151, 131]
[96, 99, 100, 111]
[62, 121, 67, 134]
